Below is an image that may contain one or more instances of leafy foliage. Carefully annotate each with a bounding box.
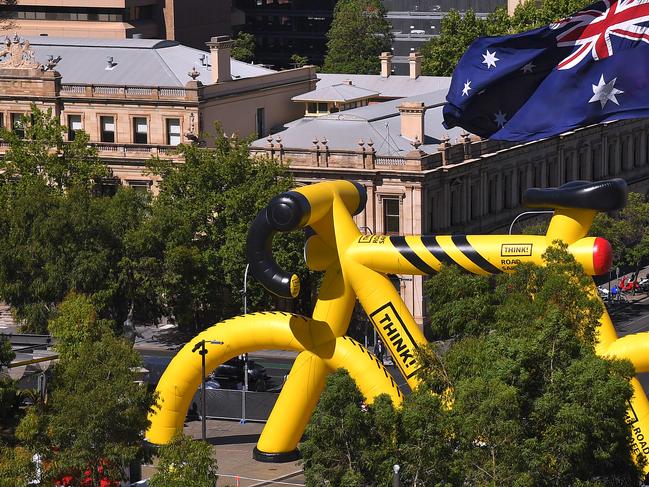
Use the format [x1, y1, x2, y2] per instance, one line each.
[15, 294, 157, 486]
[149, 433, 218, 487]
[424, 264, 497, 339]
[290, 53, 309, 68]
[0, 445, 35, 486]
[590, 192, 649, 270]
[301, 370, 397, 486]
[420, 0, 594, 76]
[140, 130, 311, 330]
[304, 246, 642, 485]
[0, 106, 151, 332]
[0, 106, 107, 191]
[322, 0, 392, 74]
[231, 31, 256, 63]
[0, 336, 20, 432]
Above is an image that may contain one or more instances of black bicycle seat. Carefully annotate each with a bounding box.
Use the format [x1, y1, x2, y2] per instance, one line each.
[523, 178, 627, 211]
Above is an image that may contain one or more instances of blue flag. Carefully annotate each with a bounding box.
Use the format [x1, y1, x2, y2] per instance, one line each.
[443, 0, 649, 142]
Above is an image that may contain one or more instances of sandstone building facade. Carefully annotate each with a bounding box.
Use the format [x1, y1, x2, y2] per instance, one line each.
[0, 34, 316, 190]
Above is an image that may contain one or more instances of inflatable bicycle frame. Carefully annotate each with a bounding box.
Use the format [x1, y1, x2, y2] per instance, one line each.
[147, 178, 649, 469]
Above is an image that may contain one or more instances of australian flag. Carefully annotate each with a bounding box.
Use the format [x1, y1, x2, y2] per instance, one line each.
[443, 0, 649, 142]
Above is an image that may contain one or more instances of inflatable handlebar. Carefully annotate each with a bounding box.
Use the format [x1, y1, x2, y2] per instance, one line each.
[246, 181, 367, 298]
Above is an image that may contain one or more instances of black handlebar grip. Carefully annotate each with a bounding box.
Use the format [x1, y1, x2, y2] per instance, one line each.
[266, 192, 311, 231]
[246, 191, 311, 299]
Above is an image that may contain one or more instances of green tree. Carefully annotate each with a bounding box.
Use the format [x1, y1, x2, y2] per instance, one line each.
[322, 0, 392, 74]
[301, 369, 397, 486]
[421, 10, 491, 76]
[231, 31, 256, 63]
[420, 0, 594, 76]
[0, 336, 20, 436]
[0, 106, 153, 332]
[15, 294, 157, 486]
[0, 105, 107, 190]
[290, 53, 309, 68]
[0, 445, 35, 486]
[140, 131, 312, 330]
[149, 433, 218, 487]
[425, 264, 497, 340]
[590, 192, 649, 275]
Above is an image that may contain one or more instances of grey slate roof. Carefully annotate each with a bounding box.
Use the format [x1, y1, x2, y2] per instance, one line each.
[316, 73, 451, 99]
[252, 89, 466, 156]
[292, 83, 379, 103]
[22, 36, 275, 87]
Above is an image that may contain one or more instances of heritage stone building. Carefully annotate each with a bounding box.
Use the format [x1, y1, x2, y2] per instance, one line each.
[0, 34, 316, 190]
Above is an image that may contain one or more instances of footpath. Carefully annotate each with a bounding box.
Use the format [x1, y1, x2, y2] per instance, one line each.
[141, 418, 305, 487]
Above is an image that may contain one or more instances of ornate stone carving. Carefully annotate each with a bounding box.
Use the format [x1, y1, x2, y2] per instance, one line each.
[0, 35, 40, 69]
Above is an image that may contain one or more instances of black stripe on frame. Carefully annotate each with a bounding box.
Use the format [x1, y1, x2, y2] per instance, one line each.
[421, 235, 456, 267]
[390, 236, 437, 274]
[452, 235, 502, 275]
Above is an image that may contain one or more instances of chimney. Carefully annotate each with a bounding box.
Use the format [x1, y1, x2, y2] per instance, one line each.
[379, 51, 392, 78]
[398, 102, 426, 143]
[206, 35, 234, 83]
[409, 52, 422, 79]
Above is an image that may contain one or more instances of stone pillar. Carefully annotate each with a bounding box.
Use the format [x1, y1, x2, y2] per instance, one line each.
[398, 102, 426, 144]
[408, 52, 422, 79]
[379, 52, 392, 78]
[206, 36, 234, 83]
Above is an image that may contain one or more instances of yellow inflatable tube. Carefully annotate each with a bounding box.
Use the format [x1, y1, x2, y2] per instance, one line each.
[146, 311, 402, 445]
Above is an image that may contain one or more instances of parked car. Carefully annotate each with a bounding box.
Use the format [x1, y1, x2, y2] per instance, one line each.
[209, 357, 272, 392]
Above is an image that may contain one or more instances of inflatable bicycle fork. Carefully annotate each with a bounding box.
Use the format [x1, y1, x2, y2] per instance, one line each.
[147, 178, 649, 469]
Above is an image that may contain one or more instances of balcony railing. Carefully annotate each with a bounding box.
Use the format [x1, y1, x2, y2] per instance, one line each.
[93, 143, 179, 158]
[0, 140, 181, 160]
[60, 84, 193, 101]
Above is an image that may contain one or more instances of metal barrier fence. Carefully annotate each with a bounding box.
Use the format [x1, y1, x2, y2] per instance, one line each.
[191, 389, 280, 422]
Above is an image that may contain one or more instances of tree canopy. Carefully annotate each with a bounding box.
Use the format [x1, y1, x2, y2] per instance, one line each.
[231, 31, 256, 63]
[15, 294, 157, 486]
[303, 246, 642, 486]
[590, 192, 649, 273]
[0, 107, 151, 332]
[420, 0, 594, 76]
[148, 433, 218, 487]
[0, 106, 310, 333]
[322, 0, 392, 74]
[136, 129, 312, 330]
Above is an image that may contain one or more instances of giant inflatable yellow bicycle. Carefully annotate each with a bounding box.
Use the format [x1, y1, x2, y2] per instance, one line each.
[147, 177, 649, 469]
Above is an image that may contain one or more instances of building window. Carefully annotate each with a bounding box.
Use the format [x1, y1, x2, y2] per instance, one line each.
[100, 116, 115, 143]
[383, 198, 400, 234]
[11, 113, 25, 138]
[256, 108, 265, 138]
[133, 117, 148, 144]
[0, 113, 4, 129]
[166, 118, 181, 145]
[67, 115, 82, 141]
[127, 180, 151, 192]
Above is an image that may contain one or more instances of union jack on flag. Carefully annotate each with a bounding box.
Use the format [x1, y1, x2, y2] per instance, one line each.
[443, 0, 649, 141]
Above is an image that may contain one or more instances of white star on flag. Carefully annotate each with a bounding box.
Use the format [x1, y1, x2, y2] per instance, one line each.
[494, 110, 507, 128]
[521, 62, 535, 73]
[588, 74, 624, 109]
[482, 50, 499, 68]
[462, 80, 472, 96]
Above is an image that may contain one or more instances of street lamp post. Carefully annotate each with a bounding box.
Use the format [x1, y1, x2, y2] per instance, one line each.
[192, 339, 224, 442]
[241, 264, 249, 423]
[508, 210, 554, 235]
